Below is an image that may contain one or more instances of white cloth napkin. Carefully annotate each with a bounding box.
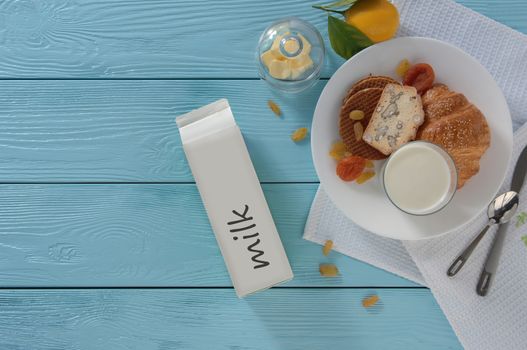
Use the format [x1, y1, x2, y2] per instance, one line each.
[304, 0, 527, 349]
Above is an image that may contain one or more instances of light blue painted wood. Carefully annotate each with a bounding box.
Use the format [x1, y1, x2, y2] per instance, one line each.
[0, 0, 340, 78]
[0, 0, 524, 78]
[0, 288, 462, 350]
[0, 1, 523, 349]
[0, 79, 321, 182]
[0, 183, 416, 287]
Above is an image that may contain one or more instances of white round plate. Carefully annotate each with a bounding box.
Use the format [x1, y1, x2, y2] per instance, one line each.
[311, 37, 512, 240]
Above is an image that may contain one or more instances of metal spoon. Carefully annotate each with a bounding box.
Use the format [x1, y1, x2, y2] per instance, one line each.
[447, 191, 519, 277]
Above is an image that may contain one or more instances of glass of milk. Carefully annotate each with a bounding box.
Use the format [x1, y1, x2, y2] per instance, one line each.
[382, 141, 457, 216]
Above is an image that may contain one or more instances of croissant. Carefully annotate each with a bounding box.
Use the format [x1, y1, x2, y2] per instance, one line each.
[417, 84, 490, 189]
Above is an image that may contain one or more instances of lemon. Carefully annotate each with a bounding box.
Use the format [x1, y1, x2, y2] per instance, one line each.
[344, 0, 399, 43]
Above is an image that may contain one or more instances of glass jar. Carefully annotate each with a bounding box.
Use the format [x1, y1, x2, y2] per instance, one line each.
[256, 17, 325, 93]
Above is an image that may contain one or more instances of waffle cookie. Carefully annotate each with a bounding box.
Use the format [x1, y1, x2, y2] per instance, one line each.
[343, 76, 399, 104]
[339, 88, 387, 160]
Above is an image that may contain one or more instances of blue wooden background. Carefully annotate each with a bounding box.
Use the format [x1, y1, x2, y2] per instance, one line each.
[0, 1, 525, 349]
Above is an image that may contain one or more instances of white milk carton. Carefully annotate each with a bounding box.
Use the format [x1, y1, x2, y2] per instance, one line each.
[176, 99, 293, 297]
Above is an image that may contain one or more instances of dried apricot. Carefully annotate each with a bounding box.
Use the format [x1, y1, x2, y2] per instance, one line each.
[319, 263, 339, 277]
[365, 160, 374, 168]
[362, 295, 380, 308]
[353, 122, 364, 141]
[395, 59, 411, 78]
[322, 240, 333, 256]
[356, 171, 375, 184]
[336, 156, 366, 181]
[403, 63, 435, 94]
[268, 100, 282, 116]
[349, 110, 365, 121]
[291, 127, 308, 142]
[329, 141, 351, 161]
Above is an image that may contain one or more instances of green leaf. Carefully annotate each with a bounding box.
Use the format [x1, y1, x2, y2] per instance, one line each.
[312, 0, 358, 13]
[521, 235, 527, 247]
[327, 15, 373, 59]
[516, 211, 527, 228]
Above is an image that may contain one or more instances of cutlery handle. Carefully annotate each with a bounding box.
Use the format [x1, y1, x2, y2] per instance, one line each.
[447, 223, 492, 277]
[476, 222, 509, 296]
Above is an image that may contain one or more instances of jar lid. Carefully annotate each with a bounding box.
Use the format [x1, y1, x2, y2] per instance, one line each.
[257, 17, 325, 93]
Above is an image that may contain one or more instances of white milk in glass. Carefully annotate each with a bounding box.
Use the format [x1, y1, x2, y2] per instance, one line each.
[383, 141, 457, 215]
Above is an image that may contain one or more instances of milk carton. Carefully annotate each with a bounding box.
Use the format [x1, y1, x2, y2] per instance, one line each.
[176, 99, 293, 297]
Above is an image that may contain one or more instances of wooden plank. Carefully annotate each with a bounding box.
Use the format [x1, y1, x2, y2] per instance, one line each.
[0, 183, 416, 287]
[0, 0, 524, 78]
[0, 0, 341, 78]
[461, 0, 527, 31]
[0, 79, 320, 182]
[0, 288, 461, 349]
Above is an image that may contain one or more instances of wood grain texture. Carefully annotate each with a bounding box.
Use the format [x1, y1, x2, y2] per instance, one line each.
[0, 79, 321, 182]
[0, 183, 417, 287]
[0, 288, 462, 350]
[0, 0, 342, 78]
[0, 0, 524, 78]
[0, 1, 522, 348]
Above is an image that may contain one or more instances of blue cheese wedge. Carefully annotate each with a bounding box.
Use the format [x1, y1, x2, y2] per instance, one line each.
[362, 84, 425, 155]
